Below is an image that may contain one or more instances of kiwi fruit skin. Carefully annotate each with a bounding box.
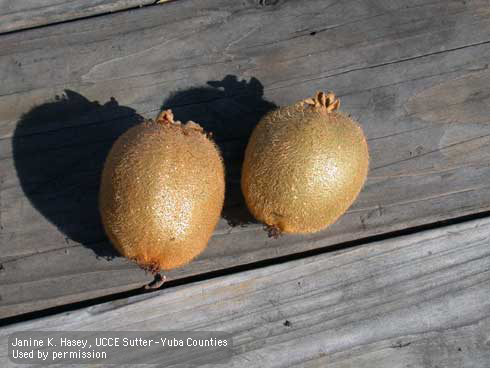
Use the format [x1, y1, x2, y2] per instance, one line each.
[99, 110, 225, 271]
[241, 92, 369, 234]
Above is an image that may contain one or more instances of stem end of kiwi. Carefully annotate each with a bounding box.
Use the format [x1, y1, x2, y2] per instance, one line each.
[144, 273, 167, 290]
[265, 224, 282, 238]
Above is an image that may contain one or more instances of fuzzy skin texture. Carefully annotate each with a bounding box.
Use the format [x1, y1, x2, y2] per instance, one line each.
[241, 93, 369, 234]
[99, 113, 225, 271]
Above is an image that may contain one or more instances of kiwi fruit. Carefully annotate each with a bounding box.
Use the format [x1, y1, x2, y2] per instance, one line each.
[99, 110, 225, 272]
[241, 91, 369, 235]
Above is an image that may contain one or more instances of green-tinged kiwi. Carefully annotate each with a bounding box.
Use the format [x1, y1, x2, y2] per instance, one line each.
[241, 91, 369, 235]
[99, 110, 225, 272]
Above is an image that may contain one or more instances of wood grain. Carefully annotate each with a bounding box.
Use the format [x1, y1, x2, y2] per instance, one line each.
[0, 0, 155, 34]
[1, 0, 490, 317]
[1, 217, 489, 367]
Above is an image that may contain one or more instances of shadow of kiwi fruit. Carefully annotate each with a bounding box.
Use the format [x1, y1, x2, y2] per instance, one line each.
[161, 75, 277, 227]
[13, 76, 274, 260]
[13, 90, 144, 258]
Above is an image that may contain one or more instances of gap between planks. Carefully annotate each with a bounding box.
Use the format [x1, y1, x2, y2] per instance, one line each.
[2, 209, 490, 328]
[0, 0, 176, 35]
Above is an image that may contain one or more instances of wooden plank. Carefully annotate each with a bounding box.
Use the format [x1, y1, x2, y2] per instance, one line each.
[0, 0, 156, 34]
[2, 0, 490, 317]
[1, 218, 489, 367]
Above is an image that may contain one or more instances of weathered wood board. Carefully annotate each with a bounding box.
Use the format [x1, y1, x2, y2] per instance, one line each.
[1, 217, 489, 367]
[0, 0, 155, 34]
[2, 0, 490, 318]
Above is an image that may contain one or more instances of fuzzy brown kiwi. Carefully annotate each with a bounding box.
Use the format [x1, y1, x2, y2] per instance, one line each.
[241, 91, 369, 235]
[99, 110, 225, 272]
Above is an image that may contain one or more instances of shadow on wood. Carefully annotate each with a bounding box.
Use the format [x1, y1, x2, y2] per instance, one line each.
[13, 90, 144, 258]
[12, 75, 274, 258]
[161, 75, 276, 226]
